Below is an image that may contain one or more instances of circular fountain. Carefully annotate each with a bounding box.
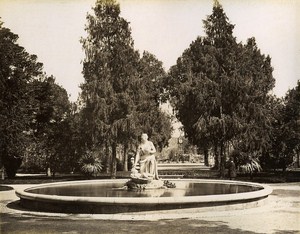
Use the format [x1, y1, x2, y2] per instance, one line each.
[15, 179, 272, 214]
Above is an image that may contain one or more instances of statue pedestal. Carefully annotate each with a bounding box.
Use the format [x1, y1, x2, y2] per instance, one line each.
[130, 177, 150, 184]
[144, 179, 164, 189]
[126, 177, 164, 190]
[128, 167, 165, 190]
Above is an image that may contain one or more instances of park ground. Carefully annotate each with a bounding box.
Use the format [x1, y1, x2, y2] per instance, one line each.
[0, 174, 299, 234]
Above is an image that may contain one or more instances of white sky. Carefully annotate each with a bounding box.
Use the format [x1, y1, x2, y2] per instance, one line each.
[0, 0, 299, 102]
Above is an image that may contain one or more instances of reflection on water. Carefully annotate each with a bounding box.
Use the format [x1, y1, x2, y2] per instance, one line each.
[26, 181, 262, 198]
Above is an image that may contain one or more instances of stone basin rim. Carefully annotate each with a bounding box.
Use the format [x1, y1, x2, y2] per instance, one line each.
[15, 179, 273, 205]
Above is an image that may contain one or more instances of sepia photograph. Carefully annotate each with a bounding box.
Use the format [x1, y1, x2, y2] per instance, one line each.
[0, 0, 299, 233]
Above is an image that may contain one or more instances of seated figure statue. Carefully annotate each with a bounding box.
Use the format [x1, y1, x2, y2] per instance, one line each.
[131, 133, 159, 180]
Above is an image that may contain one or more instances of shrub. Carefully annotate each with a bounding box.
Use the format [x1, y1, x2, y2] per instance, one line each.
[239, 158, 262, 174]
[79, 150, 103, 177]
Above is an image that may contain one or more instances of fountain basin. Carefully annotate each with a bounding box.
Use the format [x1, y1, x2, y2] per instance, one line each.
[15, 179, 272, 214]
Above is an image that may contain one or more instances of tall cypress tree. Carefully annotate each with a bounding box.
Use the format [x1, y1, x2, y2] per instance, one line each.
[80, 0, 140, 178]
[165, 1, 275, 176]
[80, 0, 172, 177]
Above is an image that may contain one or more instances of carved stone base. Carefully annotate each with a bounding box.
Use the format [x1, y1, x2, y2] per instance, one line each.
[126, 178, 165, 191]
[145, 179, 164, 189]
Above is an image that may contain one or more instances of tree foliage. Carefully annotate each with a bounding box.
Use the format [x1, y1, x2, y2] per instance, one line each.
[80, 0, 140, 178]
[80, 0, 172, 177]
[0, 22, 72, 177]
[265, 81, 300, 170]
[0, 22, 43, 177]
[136, 51, 172, 151]
[283, 80, 300, 165]
[32, 77, 72, 175]
[164, 1, 275, 176]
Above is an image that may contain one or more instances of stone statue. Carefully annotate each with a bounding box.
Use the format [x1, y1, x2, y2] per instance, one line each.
[131, 133, 160, 181]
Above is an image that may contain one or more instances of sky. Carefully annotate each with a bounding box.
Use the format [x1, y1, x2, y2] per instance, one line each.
[0, 0, 299, 102]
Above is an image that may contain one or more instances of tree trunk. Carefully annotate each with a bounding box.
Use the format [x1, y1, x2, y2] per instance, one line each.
[204, 147, 209, 166]
[123, 143, 128, 171]
[1, 167, 5, 180]
[214, 144, 220, 170]
[105, 143, 110, 174]
[220, 142, 226, 178]
[111, 143, 117, 179]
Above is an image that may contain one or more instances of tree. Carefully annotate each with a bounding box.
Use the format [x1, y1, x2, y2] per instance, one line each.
[0, 22, 43, 177]
[34, 77, 71, 175]
[135, 51, 172, 151]
[0, 22, 73, 177]
[260, 95, 286, 170]
[283, 81, 300, 168]
[16, 74, 72, 176]
[118, 51, 172, 171]
[261, 82, 300, 172]
[80, 0, 141, 178]
[165, 1, 275, 176]
[80, 1, 172, 177]
[266, 81, 300, 171]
